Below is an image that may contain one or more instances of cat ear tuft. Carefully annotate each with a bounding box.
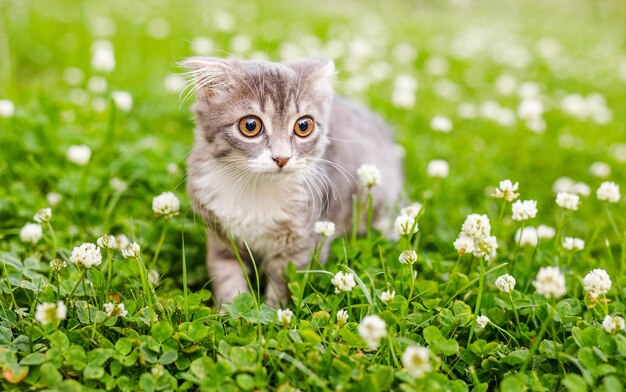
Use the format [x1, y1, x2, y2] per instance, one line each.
[180, 57, 235, 98]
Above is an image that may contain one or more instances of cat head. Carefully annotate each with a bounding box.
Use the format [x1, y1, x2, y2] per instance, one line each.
[184, 57, 335, 175]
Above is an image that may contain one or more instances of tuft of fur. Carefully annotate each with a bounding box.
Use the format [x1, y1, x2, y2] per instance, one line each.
[185, 57, 403, 307]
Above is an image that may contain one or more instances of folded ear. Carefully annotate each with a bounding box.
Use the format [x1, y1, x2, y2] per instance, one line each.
[180, 57, 237, 99]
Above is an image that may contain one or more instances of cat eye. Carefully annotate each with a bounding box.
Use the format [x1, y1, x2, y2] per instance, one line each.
[293, 116, 315, 137]
[238, 115, 263, 137]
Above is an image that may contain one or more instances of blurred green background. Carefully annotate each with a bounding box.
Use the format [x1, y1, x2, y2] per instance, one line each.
[1, 0, 625, 283]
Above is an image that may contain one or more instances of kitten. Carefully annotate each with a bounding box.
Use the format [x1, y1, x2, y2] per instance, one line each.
[184, 57, 403, 307]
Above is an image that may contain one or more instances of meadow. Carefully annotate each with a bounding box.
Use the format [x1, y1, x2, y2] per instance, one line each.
[1, 0, 626, 390]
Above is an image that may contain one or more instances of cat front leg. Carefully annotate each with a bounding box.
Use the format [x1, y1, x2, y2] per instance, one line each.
[206, 235, 250, 307]
[263, 245, 312, 308]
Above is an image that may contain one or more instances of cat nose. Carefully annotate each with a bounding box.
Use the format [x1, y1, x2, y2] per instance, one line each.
[272, 156, 290, 168]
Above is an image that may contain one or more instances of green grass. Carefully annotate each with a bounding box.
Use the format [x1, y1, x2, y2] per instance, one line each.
[1, 0, 626, 390]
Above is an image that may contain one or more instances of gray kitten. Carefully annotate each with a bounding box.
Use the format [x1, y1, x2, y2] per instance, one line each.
[184, 57, 403, 307]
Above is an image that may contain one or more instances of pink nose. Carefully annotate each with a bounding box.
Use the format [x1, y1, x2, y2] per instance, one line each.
[272, 157, 290, 168]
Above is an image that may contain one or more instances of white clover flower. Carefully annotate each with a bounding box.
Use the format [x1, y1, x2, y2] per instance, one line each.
[391, 75, 417, 108]
[537, 225, 556, 240]
[602, 315, 625, 335]
[426, 159, 449, 178]
[402, 346, 433, 378]
[35, 301, 67, 325]
[553, 177, 575, 194]
[277, 308, 293, 326]
[380, 290, 395, 303]
[596, 181, 620, 203]
[562, 237, 585, 251]
[96, 235, 117, 249]
[114, 234, 130, 250]
[430, 115, 453, 133]
[460, 214, 492, 239]
[400, 202, 423, 219]
[164, 74, 186, 93]
[589, 162, 611, 178]
[148, 269, 159, 285]
[474, 235, 498, 261]
[476, 315, 490, 330]
[167, 162, 179, 175]
[336, 310, 349, 326]
[515, 226, 538, 247]
[356, 163, 381, 188]
[121, 242, 141, 259]
[50, 258, 67, 273]
[455, 214, 498, 260]
[556, 192, 580, 211]
[110, 177, 128, 192]
[91, 40, 115, 72]
[511, 200, 538, 221]
[70, 242, 103, 268]
[111, 91, 133, 112]
[572, 182, 591, 197]
[457, 103, 478, 119]
[46, 192, 63, 207]
[358, 315, 387, 349]
[453, 235, 475, 256]
[314, 221, 336, 237]
[394, 214, 418, 236]
[33, 208, 52, 223]
[399, 250, 418, 265]
[66, 145, 91, 166]
[517, 97, 544, 120]
[152, 192, 180, 218]
[104, 302, 128, 317]
[331, 271, 356, 293]
[533, 266, 566, 299]
[20, 223, 43, 244]
[191, 36, 214, 55]
[583, 269, 612, 299]
[0, 99, 15, 118]
[87, 76, 107, 94]
[492, 179, 520, 202]
[495, 274, 516, 293]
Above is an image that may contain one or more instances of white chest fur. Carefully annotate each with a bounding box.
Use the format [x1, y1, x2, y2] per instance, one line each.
[191, 165, 307, 256]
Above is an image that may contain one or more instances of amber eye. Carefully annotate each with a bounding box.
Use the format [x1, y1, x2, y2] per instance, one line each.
[294, 116, 315, 137]
[238, 116, 263, 137]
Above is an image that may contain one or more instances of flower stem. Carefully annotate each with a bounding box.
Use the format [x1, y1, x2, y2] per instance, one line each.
[104, 251, 113, 302]
[149, 223, 167, 271]
[387, 333, 400, 368]
[136, 255, 155, 325]
[45, 221, 58, 257]
[466, 258, 485, 350]
[508, 293, 522, 337]
[56, 273, 61, 302]
[67, 270, 86, 303]
[407, 265, 415, 303]
[511, 222, 525, 272]
[554, 213, 569, 252]
[366, 191, 374, 238]
[604, 205, 622, 238]
[351, 193, 360, 244]
[602, 294, 609, 316]
[491, 321, 519, 346]
[498, 200, 507, 221]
